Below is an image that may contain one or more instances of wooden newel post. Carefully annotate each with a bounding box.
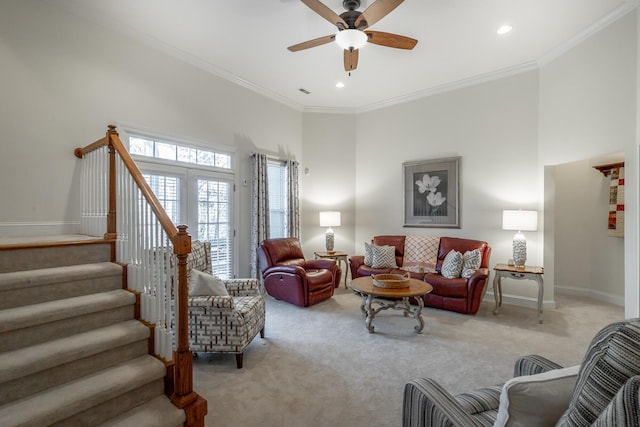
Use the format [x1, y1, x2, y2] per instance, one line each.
[172, 225, 197, 407]
[104, 125, 118, 241]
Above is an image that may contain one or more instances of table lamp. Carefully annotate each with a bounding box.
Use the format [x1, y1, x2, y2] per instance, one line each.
[502, 210, 538, 268]
[319, 211, 341, 252]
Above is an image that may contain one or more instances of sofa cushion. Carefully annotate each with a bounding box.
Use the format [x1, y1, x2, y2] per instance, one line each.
[461, 249, 482, 279]
[494, 365, 580, 427]
[371, 245, 397, 269]
[189, 269, 229, 297]
[441, 250, 463, 278]
[424, 273, 469, 297]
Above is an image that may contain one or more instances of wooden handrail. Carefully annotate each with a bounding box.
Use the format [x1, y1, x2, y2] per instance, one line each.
[74, 125, 179, 242]
[74, 136, 108, 158]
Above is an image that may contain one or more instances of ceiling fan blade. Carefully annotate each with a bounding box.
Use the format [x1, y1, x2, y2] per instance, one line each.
[365, 31, 417, 49]
[301, 0, 348, 29]
[288, 34, 336, 52]
[355, 0, 404, 29]
[344, 49, 359, 72]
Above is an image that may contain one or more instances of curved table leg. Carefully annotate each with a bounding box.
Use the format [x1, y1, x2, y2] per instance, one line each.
[414, 297, 425, 333]
[364, 293, 375, 333]
[493, 274, 502, 315]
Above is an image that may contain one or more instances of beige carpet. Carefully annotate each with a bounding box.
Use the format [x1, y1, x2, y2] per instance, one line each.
[193, 285, 624, 427]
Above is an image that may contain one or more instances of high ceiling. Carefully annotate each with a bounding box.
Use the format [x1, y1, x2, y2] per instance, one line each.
[50, 0, 636, 113]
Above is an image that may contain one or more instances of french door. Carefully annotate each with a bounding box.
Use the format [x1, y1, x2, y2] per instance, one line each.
[140, 162, 235, 278]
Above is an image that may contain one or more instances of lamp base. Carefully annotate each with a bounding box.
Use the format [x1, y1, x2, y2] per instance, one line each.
[512, 232, 527, 268]
[325, 230, 335, 252]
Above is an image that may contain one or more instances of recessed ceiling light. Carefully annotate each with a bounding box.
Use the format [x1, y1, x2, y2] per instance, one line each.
[497, 24, 513, 35]
[336, 82, 345, 88]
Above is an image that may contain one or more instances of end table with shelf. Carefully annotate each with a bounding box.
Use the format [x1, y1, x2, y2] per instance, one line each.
[314, 251, 349, 288]
[493, 264, 545, 323]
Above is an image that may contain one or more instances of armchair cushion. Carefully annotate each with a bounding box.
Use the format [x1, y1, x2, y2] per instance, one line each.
[188, 270, 229, 296]
[494, 365, 580, 427]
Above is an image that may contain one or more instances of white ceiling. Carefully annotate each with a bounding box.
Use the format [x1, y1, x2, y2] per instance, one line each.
[50, 0, 637, 113]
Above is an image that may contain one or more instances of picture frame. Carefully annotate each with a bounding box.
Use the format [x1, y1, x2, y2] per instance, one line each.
[403, 156, 460, 228]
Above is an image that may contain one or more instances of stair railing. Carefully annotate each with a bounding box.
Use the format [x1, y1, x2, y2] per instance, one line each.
[74, 125, 204, 420]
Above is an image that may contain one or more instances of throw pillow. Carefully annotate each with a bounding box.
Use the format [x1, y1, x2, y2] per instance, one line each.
[371, 245, 397, 269]
[188, 269, 229, 297]
[364, 242, 373, 266]
[461, 248, 482, 279]
[441, 250, 463, 279]
[494, 365, 580, 427]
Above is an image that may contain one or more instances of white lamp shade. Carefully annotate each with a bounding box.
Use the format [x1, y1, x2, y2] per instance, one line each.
[319, 211, 341, 227]
[502, 210, 538, 231]
[335, 29, 368, 50]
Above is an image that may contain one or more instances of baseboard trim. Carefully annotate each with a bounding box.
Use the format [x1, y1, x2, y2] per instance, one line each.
[555, 286, 624, 307]
[484, 292, 556, 310]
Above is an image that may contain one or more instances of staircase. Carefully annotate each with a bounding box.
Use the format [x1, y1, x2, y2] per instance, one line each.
[0, 236, 187, 427]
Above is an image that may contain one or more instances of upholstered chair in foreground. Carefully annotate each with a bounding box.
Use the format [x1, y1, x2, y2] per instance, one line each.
[403, 318, 640, 426]
[186, 241, 265, 369]
[257, 237, 341, 307]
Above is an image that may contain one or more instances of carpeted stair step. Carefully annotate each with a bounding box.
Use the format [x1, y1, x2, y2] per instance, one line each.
[0, 355, 167, 427]
[0, 289, 136, 353]
[0, 262, 123, 310]
[97, 395, 186, 427]
[0, 320, 150, 403]
[0, 240, 111, 273]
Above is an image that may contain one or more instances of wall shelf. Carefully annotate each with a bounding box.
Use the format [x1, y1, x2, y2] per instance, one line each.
[593, 162, 624, 177]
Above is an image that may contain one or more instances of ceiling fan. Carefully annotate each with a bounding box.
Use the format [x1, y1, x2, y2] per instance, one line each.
[288, 0, 418, 72]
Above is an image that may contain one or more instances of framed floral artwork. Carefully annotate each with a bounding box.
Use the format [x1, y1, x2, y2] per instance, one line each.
[403, 156, 460, 228]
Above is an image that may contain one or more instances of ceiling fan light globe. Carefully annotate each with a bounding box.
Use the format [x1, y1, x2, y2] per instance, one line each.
[335, 29, 367, 50]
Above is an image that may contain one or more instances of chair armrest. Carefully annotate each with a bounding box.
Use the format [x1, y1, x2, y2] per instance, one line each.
[514, 355, 564, 377]
[403, 378, 483, 427]
[304, 259, 337, 271]
[349, 255, 365, 278]
[223, 278, 260, 297]
[188, 295, 234, 310]
[591, 375, 640, 427]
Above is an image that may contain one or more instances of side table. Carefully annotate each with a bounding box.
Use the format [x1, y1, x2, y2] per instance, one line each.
[493, 264, 545, 323]
[314, 251, 349, 288]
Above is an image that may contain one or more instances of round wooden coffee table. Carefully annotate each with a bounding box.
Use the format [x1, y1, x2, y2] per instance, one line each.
[349, 276, 433, 333]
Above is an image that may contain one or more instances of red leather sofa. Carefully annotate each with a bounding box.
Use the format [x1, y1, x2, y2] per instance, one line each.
[257, 237, 342, 307]
[349, 235, 491, 315]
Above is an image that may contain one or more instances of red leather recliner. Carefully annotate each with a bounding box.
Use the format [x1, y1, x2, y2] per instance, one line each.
[257, 237, 341, 307]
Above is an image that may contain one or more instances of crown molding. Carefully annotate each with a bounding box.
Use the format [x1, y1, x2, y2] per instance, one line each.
[538, 1, 639, 66]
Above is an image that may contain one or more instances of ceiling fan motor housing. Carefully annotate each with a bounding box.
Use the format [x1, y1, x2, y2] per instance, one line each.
[343, 0, 360, 10]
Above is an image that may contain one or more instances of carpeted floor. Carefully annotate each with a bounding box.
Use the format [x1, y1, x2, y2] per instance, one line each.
[193, 285, 624, 427]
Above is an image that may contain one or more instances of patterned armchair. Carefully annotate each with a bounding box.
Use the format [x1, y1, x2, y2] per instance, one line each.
[403, 318, 640, 426]
[187, 241, 265, 369]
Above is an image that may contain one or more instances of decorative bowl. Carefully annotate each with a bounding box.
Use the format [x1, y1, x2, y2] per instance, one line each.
[372, 272, 410, 289]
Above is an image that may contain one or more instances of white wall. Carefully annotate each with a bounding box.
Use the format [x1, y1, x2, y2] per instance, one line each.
[539, 10, 638, 316]
[300, 113, 357, 259]
[0, 1, 302, 278]
[351, 72, 543, 304]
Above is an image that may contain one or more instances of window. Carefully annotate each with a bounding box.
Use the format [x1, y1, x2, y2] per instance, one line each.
[268, 160, 288, 239]
[129, 133, 236, 279]
[129, 136, 231, 169]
